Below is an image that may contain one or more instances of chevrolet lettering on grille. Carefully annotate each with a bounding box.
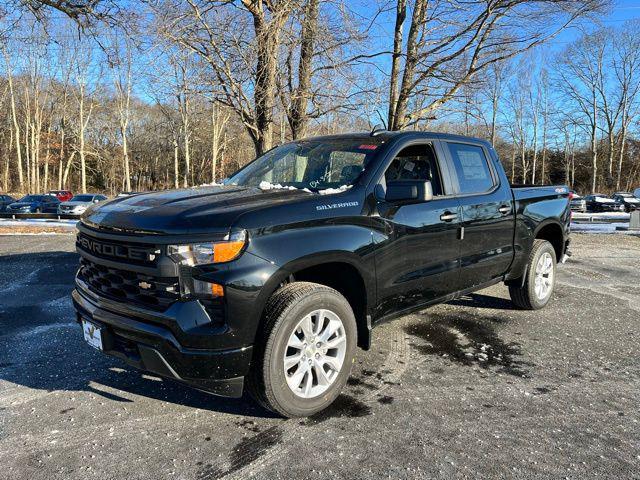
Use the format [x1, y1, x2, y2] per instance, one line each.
[78, 236, 158, 262]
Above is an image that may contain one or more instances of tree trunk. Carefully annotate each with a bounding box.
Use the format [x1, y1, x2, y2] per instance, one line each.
[173, 138, 179, 189]
[62, 151, 76, 188]
[389, 0, 427, 130]
[183, 127, 190, 188]
[616, 123, 627, 191]
[289, 0, 319, 139]
[58, 126, 65, 190]
[250, 6, 287, 154]
[122, 124, 131, 191]
[387, 0, 407, 130]
[4, 50, 24, 190]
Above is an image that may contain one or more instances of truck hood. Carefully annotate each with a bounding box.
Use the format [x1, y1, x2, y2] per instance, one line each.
[82, 185, 312, 235]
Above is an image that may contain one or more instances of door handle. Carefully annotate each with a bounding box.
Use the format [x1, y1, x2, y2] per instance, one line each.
[498, 205, 511, 215]
[440, 211, 458, 222]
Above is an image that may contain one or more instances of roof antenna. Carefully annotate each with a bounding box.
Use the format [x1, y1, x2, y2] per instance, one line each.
[370, 123, 387, 137]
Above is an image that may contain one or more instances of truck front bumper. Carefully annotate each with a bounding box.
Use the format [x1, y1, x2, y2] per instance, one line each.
[72, 284, 253, 398]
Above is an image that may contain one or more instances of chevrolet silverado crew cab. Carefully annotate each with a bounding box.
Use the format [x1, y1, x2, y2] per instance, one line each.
[72, 130, 571, 417]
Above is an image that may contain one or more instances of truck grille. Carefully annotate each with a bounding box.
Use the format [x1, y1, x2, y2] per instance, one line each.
[76, 232, 160, 267]
[78, 258, 179, 311]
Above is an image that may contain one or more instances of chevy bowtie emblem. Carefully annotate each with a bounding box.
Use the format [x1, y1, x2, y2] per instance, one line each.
[139, 281, 152, 290]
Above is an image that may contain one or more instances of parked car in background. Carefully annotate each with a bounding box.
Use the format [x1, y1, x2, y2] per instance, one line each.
[569, 191, 586, 212]
[58, 194, 108, 215]
[48, 190, 73, 202]
[584, 194, 623, 213]
[611, 192, 640, 213]
[7, 194, 60, 213]
[0, 194, 16, 212]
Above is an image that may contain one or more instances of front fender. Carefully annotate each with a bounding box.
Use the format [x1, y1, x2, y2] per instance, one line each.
[197, 222, 376, 348]
[248, 221, 376, 293]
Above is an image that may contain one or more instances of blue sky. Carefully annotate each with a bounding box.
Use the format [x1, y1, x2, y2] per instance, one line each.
[551, 0, 640, 46]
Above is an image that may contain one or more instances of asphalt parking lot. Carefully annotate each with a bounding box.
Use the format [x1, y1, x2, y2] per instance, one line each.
[1, 233, 639, 479]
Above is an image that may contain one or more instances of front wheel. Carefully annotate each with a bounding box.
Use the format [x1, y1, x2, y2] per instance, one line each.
[509, 239, 557, 310]
[247, 282, 356, 418]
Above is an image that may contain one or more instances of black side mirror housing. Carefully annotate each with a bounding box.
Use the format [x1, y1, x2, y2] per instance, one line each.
[384, 180, 433, 203]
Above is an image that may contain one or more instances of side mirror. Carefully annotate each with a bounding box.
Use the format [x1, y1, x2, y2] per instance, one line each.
[384, 180, 433, 203]
[94, 199, 100, 203]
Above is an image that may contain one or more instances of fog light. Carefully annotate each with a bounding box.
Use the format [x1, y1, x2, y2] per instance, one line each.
[193, 279, 224, 297]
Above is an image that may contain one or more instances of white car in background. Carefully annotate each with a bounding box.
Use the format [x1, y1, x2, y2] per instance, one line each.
[58, 194, 108, 215]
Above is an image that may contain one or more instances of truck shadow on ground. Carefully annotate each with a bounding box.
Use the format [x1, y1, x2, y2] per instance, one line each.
[404, 311, 533, 377]
[447, 292, 517, 310]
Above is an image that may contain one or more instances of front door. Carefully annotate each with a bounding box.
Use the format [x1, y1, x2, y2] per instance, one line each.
[373, 141, 462, 319]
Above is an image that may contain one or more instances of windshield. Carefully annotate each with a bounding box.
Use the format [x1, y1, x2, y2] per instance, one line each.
[71, 195, 94, 202]
[225, 139, 383, 191]
[19, 195, 43, 202]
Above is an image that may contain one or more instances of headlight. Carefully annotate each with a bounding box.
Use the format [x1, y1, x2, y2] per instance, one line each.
[168, 230, 247, 265]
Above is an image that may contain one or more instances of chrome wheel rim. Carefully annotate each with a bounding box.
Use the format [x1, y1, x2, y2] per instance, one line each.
[534, 252, 554, 300]
[283, 309, 347, 399]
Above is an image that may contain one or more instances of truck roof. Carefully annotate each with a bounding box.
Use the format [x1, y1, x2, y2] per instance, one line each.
[301, 130, 492, 147]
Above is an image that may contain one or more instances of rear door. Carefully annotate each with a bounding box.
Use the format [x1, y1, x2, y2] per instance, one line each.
[441, 140, 515, 290]
[372, 139, 462, 318]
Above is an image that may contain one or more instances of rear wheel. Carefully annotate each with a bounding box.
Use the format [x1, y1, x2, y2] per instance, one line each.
[509, 239, 557, 310]
[247, 282, 356, 418]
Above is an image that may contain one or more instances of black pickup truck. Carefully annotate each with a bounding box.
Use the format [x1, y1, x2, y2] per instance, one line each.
[72, 131, 571, 417]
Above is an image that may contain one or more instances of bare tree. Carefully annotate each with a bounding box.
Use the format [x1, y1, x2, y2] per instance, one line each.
[2, 45, 25, 190]
[159, 0, 297, 155]
[210, 101, 229, 182]
[284, 0, 318, 139]
[73, 39, 100, 193]
[612, 21, 640, 190]
[112, 34, 134, 191]
[556, 32, 606, 192]
[386, 0, 606, 130]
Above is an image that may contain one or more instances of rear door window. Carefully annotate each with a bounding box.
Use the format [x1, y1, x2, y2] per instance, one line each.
[446, 142, 495, 194]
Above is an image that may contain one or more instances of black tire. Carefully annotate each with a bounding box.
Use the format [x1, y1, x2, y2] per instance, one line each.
[509, 239, 557, 310]
[247, 282, 357, 418]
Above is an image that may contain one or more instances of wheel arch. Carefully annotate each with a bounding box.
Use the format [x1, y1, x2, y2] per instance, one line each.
[253, 252, 374, 351]
[533, 220, 564, 261]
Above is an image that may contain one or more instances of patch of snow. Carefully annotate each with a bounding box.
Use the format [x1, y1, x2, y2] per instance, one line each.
[318, 185, 352, 195]
[594, 197, 615, 203]
[258, 181, 299, 191]
[570, 222, 638, 234]
[0, 219, 78, 228]
[572, 212, 630, 221]
[197, 181, 224, 187]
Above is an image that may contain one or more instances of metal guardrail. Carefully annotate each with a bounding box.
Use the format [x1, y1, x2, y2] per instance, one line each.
[0, 213, 81, 220]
